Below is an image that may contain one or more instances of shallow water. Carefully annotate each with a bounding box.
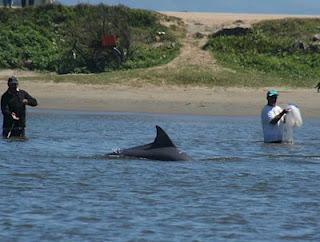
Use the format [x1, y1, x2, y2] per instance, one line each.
[1, 110, 319, 241]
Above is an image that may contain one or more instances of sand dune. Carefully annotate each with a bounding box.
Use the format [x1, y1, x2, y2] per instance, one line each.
[162, 12, 318, 33]
[0, 12, 319, 117]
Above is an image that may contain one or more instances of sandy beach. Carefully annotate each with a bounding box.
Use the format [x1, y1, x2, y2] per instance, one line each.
[161, 12, 319, 33]
[0, 12, 319, 117]
[0, 80, 318, 117]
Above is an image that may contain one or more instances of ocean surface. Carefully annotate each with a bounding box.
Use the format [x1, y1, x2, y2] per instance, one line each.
[0, 110, 319, 242]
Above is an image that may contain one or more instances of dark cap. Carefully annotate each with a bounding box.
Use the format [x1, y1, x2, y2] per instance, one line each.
[8, 76, 18, 85]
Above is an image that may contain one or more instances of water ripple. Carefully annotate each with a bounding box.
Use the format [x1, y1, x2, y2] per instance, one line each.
[1, 112, 319, 241]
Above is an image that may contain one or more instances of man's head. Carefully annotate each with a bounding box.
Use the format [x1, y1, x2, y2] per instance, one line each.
[266, 89, 278, 106]
[7, 76, 18, 91]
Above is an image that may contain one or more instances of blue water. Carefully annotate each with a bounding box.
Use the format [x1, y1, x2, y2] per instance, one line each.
[1, 110, 319, 241]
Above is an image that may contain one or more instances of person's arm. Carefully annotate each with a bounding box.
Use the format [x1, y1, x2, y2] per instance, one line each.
[270, 109, 289, 125]
[22, 91, 38, 107]
[1, 94, 11, 116]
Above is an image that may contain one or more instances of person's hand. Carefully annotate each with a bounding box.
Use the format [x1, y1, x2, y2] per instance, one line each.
[22, 99, 28, 105]
[282, 108, 291, 114]
[285, 108, 292, 113]
[11, 112, 20, 120]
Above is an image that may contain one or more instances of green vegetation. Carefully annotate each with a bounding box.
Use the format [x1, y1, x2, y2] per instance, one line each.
[25, 64, 287, 88]
[2, 10, 318, 88]
[204, 18, 320, 87]
[0, 4, 181, 73]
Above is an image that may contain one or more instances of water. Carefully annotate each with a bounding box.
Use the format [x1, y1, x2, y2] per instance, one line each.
[0, 110, 319, 242]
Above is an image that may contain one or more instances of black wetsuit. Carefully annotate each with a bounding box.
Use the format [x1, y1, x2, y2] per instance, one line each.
[316, 82, 320, 93]
[1, 89, 37, 138]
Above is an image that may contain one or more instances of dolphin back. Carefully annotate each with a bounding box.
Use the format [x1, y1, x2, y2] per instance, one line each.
[107, 125, 189, 161]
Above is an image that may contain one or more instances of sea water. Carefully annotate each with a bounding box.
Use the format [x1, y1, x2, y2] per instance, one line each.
[0, 110, 319, 241]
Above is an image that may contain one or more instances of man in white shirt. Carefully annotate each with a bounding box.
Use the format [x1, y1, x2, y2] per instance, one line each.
[261, 90, 289, 143]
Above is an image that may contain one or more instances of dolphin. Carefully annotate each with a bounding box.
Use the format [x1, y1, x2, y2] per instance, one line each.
[106, 125, 189, 161]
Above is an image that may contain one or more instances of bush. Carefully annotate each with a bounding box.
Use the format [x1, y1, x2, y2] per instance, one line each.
[0, 4, 180, 73]
[204, 18, 320, 84]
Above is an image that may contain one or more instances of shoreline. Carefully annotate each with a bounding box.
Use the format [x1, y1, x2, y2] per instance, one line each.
[1, 81, 317, 117]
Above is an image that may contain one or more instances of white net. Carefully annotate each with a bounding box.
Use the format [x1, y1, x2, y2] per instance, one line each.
[282, 104, 303, 143]
[285, 104, 303, 127]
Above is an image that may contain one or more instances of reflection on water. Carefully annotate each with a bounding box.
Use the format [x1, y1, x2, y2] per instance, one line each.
[0, 110, 319, 241]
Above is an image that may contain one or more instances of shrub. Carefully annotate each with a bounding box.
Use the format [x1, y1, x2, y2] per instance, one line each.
[204, 18, 320, 85]
[0, 4, 180, 73]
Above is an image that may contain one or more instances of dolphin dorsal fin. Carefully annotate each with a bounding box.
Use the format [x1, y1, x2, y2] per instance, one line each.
[152, 125, 176, 148]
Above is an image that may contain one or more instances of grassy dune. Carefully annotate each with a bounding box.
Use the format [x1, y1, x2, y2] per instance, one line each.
[204, 18, 320, 87]
[2, 8, 320, 88]
[0, 4, 182, 73]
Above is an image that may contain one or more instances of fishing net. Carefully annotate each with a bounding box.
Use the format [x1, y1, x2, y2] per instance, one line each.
[282, 104, 303, 143]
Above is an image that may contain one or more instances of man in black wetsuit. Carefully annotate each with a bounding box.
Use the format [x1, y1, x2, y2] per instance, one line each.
[1, 76, 38, 138]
